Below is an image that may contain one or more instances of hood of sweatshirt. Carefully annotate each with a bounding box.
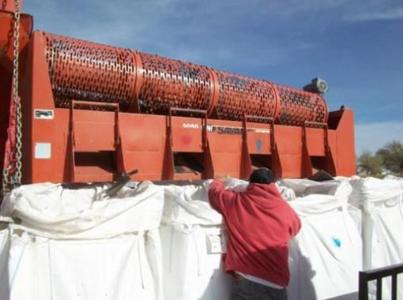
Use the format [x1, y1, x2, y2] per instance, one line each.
[244, 183, 284, 209]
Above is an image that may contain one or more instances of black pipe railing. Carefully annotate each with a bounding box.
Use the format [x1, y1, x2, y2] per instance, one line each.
[359, 263, 403, 300]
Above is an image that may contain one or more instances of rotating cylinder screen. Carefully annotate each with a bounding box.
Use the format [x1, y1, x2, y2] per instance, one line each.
[138, 52, 212, 114]
[214, 71, 279, 121]
[44, 34, 138, 107]
[43, 32, 328, 126]
[274, 84, 328, 126]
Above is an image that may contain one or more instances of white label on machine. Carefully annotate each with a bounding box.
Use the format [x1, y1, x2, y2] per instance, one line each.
[206, 232, 227, 254]
[182, 123, 199, 129]
[34, 143, 51, 159]
[34, 109, 54, 120]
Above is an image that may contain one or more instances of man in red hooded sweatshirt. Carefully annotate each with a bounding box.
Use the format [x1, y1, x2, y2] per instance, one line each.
[208, 168, 301, 300]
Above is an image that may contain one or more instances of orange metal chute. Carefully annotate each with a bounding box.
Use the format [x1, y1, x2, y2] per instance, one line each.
[0, 3, 356, 184]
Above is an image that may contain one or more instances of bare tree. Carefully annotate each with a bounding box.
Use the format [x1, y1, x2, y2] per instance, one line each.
[376, 140, 403, 176]
[357, 151, 383, 177]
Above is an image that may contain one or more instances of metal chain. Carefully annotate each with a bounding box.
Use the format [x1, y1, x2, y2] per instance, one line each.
[1, 165, 10, 196]
[1, 0, 22, 195]
[13, 0, 23, 185]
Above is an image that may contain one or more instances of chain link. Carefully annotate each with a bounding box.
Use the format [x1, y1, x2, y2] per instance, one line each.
[2, 0, 22, 195]
[13, 0, 22, 184]
[2, 169, 9, 194]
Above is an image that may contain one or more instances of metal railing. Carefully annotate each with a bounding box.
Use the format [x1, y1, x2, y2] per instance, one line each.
[359, 263, 403, 300]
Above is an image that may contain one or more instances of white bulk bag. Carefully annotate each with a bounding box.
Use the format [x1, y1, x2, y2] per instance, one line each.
[349, 177, 403, 300]
[288, 181, 362, 300]
[160, 224, 231, 300]
[0, 222, 11, 300]
[0, 182, 165, 300]
[162, 184, 222, 226]
[280, 178, 362, 233]
[279, 178, 349, 197]
[161, 183, 234, 300]
[8, 230, 161, 300]
[1, 182, 163, 239]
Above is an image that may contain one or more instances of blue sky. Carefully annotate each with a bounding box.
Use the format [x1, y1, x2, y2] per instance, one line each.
[24, 0, 403, 154]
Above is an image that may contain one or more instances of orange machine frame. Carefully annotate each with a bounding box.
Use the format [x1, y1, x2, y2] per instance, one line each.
[18, 32, 355, 183]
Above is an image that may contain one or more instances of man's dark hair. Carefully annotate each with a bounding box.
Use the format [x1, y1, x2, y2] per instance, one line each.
[249, 168, 274, 184]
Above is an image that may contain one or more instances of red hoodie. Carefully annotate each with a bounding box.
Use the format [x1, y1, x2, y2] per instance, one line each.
[208, 179, 301, 287]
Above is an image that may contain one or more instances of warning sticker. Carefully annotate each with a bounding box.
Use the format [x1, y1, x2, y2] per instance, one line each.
[34, 143, 51, 159]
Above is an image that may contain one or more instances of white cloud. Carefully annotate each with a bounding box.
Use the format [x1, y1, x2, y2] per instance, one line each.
[355, 121, 403, 154]
[344, 7, 403, 22]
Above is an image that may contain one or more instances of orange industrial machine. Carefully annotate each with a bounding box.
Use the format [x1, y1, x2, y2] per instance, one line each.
[0, 1, 355, 186]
